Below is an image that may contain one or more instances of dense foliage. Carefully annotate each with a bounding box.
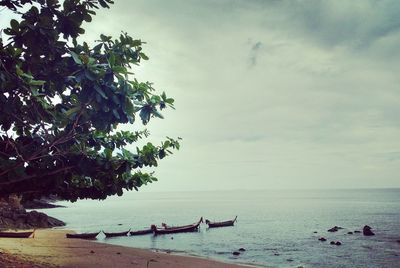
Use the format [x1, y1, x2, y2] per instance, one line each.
[0, 0, 180, 201]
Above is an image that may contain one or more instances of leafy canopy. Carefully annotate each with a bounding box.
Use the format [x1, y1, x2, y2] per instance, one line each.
[0, 0, 180, 201]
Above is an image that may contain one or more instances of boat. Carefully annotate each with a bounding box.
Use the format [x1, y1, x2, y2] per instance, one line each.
[103, 229, 130, 238]
[205, 216, 237, 228]
[0, 230, 35, 238]
[129, 228, 153, 236]
[151, 217, 203, 235]
[66, 231, 100, 239]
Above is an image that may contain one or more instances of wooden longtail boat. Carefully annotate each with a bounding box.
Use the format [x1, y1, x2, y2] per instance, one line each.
[103, 229, 130, 238]
[129, 228, 153, 236]
[66, 232, 100, 239]
[0, 230, 34, 238]
[151, 217, 203, 235]
[205, 216, 237, 228]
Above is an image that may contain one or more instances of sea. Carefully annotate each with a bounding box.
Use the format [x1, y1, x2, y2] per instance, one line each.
[38, 189, 400, 268]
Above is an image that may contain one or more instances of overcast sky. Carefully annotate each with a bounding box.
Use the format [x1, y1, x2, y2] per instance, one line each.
[4, 0, 400, 191]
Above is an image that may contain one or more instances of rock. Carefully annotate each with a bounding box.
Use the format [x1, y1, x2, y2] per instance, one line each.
[328, 226, 343, 232]
[116, 252, 121, 255]
[363, 225, 375, 236]
[0, 204, 64, 229]
[318, 237, 327, 242]
[22, 200, 64, 209]
[313, 231, 318, 233]
[274, 253, 280, 256]
[330, 241, 336, 245]
[336, 241, 342, 246]
[232, 251, 240, 256]
[287, 259, 294, 262]
[354, 230, 361, 233]
[238, 248, 246, 252]
[347, 232, 353, 234]
[90, 250, 95, 254]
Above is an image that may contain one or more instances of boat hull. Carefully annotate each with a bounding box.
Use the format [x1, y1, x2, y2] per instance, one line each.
[0, 231, 34, 238]
[130, 229, 153, 236]
[66, 232, 100, 239]
[206, 216, 237, 228]
[103, 231, 130, 238]
[152, 217, 203, 235]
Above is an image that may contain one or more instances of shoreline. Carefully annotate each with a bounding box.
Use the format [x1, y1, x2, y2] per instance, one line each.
[0, 229, 256, 268]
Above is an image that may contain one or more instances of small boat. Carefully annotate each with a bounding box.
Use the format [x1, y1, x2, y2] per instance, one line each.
[66, 231, 100, 239]
[129, 228, 153, 236]
[0, 230, 35, 238]
[151, 217, 203, 235]
[103, 229, 130, 238]
[205, 216, 237, 228]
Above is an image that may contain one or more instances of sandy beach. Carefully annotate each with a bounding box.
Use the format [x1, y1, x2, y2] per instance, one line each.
[0, 229, 250, 268]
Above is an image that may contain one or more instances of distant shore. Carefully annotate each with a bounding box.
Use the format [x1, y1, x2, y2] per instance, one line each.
[0, 229, 252, 268]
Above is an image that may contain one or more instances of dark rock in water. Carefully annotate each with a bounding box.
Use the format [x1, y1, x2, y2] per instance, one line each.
[232, 251, 240, 256]
[328, 226, 343, 232]
[274, 253, 280, 256]
[336, 241, 342, 246]
[363, 225, 375, 236]
[22, 200, 65, 209]
[318, 237, 327, 242]
[0, 204, 64, 229]
[238, 248, 246, 252]
[117, 223, 123, 226]
[286, 259, 294, 262]
[313, 231, 318, 233]
[330, 241, 336, 245]
[347, 232, 353, 234]
[354, 230, 361, 233]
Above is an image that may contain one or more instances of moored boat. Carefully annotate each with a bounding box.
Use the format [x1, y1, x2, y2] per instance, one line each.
[151, 217, 203, 235]
[103, 229, 130, 238]
[129, 228, 153, 236]
[66, 231, 100, 239]
[0, 230, 35, 238]
[205, 216, 237, 228]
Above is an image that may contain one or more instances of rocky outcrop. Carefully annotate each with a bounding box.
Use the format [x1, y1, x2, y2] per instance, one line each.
[22, 200, 65, 209]
[327, 226, 343, 232]
[363, 225, 375, 236]
[0, 205, 64, 229]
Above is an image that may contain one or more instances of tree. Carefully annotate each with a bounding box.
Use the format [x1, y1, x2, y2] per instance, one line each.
[0, 0, 180, 201]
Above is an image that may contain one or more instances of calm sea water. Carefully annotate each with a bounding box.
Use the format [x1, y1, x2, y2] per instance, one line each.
[39, 189, 400, 267]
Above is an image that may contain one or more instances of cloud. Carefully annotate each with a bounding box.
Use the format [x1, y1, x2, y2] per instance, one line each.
[79, 0, 400, 190]
[248, 40, 263, 67]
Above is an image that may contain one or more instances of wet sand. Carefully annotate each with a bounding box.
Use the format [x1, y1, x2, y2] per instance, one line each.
[0, 229, 250, 268]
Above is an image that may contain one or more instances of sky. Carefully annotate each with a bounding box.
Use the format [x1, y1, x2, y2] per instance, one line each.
[3, 0, 400, 191]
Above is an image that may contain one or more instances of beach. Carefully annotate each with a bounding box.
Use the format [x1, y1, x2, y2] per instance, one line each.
[0, 229, 250, 268]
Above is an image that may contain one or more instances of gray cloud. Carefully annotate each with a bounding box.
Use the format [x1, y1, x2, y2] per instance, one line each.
[77, 0, 400, 191]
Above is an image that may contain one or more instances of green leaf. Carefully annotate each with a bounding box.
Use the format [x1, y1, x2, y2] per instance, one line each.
[94, 85, 108, 99]
[69, 51, 82, 64]
[29, 80, 46, 86]
[112, 109, 120, 119]
[10, 19, 19, 31]
[139, 52, 149, 60]
[65, 106, 81, 117]
[104, 148, 113, 159]
[108, 53, 115, 66]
